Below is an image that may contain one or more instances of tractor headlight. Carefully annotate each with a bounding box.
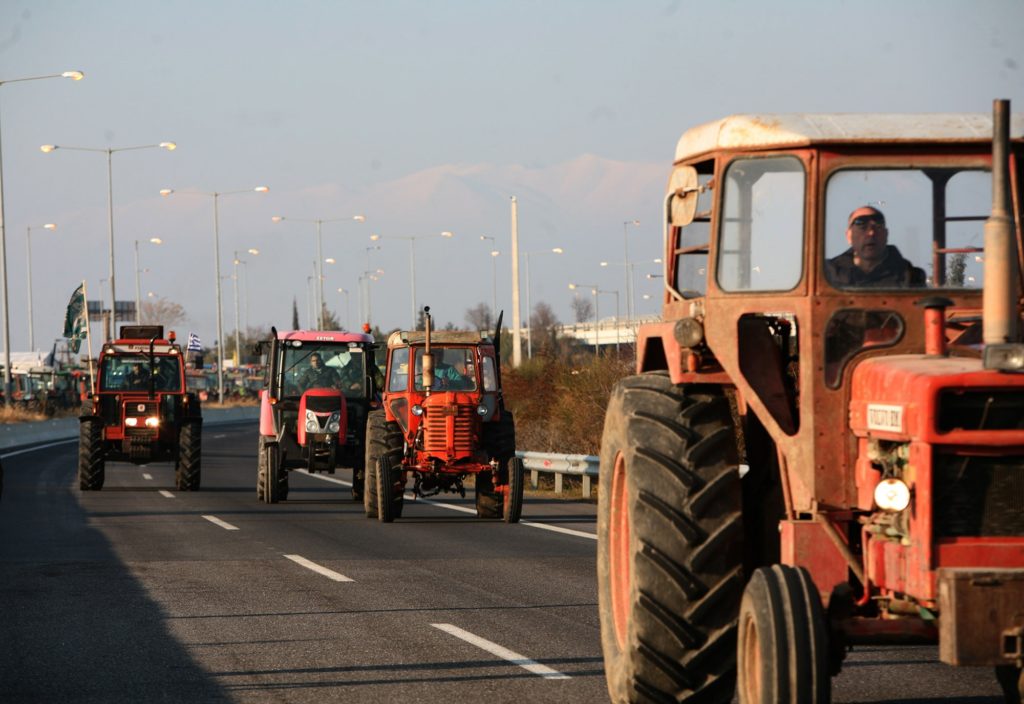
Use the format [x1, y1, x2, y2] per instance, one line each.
[984, 343, 1024, 372]
[411, 404, 424, 416]
[145, 417, 159, 428]
[125, 417, 138, 427]
[874, 478, 911, 512]
[305, 409, 319, 432]
[327, 411, 341, 433]
[476, 404, 488, 416]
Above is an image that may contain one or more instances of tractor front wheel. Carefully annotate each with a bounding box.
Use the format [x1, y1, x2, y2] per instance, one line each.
[597, 372, 743, 704]
[376, 456, 396, 523]
[258, 439, 284, 504]
[78, 418, 106, 491]
[364, 410, 402, 516]
[503, 456, 524, 524]
[736, 565, 830, 703]
[175, 420, 202, 491]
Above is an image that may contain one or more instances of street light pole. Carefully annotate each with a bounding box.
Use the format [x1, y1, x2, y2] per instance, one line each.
[1, 69, 83, 402]
[160, 185, 268, 402]
[26, 223, 56, 350]
[524, 247, 564, 358]
[337, 288, 350, 330]
[370, 231, 453, 329]
[480, 235, 499, 323]
[42, 140, 176, 340]
[623, 219, 639, 324]
[134, 237, 162, 324]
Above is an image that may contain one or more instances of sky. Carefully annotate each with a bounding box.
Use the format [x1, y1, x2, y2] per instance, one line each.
[1, 0, 1022, 354]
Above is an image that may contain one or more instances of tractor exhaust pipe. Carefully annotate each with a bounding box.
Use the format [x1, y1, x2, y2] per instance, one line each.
[422, 306, 435, 393]
[983, 99, 1019, 346]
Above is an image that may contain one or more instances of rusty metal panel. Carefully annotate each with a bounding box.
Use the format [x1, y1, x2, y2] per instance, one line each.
[780, 519, 849, 600]
[938, 568, 1024, 666]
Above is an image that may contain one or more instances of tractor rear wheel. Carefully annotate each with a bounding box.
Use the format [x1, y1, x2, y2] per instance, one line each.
[78, 418, 106, 491]
[256, 436, 267, 501]
[376, 456, 396, 523]
[175, 420, 202, 491]
[503, 456, 525, 523]
[597, 371, 743, 704]
[258, 440, 284, 504]
[995, 665, 1023, 703]
[737, 565, 830, 703]
[364, 410, 402, 516]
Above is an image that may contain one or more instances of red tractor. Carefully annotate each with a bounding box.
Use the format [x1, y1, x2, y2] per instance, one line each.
[597, 101, 1024, 703]
[364, 307, 522, 523]
[256, 328, 378, 503]
[78, 325, 202, 491]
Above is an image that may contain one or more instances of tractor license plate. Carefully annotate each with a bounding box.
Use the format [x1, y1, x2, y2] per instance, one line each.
[938, 568, 1024, 666]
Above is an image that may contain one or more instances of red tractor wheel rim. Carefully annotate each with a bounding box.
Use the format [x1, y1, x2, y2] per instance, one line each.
[740, 610, 762, 701]
[609, 450, 630, 651]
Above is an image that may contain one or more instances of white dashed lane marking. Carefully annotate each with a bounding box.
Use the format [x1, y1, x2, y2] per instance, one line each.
[283, 554, 353, 582]
[158, 490, 175, 498]
[142, 473, 153, 480]
[431, 623, 571, 680]
[202, 515, 239, 531]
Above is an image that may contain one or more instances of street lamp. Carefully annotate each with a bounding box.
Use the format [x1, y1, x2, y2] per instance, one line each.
[358, 269, 384, 327]
[568, 282, 606, 357]
[480, 235, 500, 323]
[337, 287, 350, 330]
[231, 249, 257, 366]
[524, 247, 564, 358]
[234, 248, 259, 332]
[272, 214, 365, 330]
[371, 231, 454, 329]
[622, 219, 640, 323]
[0, 69, 83, 402]
[134, 237, 162, 323]
[160, 185, 269, 402]
[41, 139, 176, 340]
[25, 222, 56, 350]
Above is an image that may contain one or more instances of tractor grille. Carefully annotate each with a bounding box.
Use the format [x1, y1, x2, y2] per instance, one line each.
[937, 390, 1024, 432]
[934, 452, 1024, 537]
[125, 401, 158, 419]
[306, 395, 340, 413]
[423, 405, 475, 455]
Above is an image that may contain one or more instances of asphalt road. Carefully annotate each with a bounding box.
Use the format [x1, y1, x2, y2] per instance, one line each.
[0, 425, 1008, 703]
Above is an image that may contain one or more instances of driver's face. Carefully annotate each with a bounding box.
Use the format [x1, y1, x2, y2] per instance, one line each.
[310, 355, 323, 368]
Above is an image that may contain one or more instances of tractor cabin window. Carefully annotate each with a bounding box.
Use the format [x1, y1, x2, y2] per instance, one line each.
[413, 348, 477, 392]
[717, 156, 806, 292]
[388, 347, 409, 392]
[672, 162, 715, 298]
[824, 167, 990, 290]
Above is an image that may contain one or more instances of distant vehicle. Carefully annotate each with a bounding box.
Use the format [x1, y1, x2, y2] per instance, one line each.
[366, 307, 521, 523]
[255, 328, 379, 503]
[78, 325, 203, 491]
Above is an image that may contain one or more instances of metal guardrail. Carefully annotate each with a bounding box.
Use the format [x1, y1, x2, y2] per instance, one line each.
[517, 450, 599, 496]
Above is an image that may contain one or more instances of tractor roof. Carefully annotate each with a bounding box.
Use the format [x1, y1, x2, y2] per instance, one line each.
[275, 329, 374, 344]
[387, 330, 494, 349]
[675, 113, 1024, 163]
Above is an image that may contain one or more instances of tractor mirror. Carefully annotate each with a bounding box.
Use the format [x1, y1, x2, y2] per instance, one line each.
[669, 165, 699, 227]
[422, 352, 435, 389]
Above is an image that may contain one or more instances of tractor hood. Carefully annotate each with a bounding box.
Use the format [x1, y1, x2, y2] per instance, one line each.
[849, 355, 1024, 445]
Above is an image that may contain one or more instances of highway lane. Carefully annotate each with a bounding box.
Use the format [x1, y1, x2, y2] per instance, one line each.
[0, 425, 1008, 703]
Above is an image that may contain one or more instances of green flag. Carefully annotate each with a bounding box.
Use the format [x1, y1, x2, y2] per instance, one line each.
[63, 283, 87, 353]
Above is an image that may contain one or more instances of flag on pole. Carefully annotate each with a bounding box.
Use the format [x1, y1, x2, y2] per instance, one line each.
[187, 332, 202, 352]
[62, 284, 88, 353]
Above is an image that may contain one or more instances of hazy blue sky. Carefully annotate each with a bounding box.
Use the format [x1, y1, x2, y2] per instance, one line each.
[1, 0, 1022, 353]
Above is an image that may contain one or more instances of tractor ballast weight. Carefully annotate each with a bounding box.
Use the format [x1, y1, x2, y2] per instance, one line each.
[255, 327, 377, 503]
[366, 307, 522, 523]
[598, 102, 1024, 703]
[77, 324, 203, 491]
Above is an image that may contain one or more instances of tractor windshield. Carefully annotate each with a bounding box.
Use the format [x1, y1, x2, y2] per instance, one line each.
[415, 347, 477, 391]
[100, 355, 182, 392]
[824, 167, 990, 290]
[281, 344, 368, 398]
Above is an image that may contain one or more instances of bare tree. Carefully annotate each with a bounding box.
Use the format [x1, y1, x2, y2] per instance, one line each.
[140, 297, 188, 327]
[530, 301, 561, 356]
[465, 302, 493, 331]
[571, 294, 594, 323]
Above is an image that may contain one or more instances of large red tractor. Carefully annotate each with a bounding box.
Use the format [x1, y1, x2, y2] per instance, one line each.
[364, 307, 522, 523]
[78, 325, 202, 491]
[256, 328, 378, 503]
[597, 101, 1024, 703]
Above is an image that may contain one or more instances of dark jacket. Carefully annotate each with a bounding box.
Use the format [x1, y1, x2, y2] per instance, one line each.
[826, 245, 926, 288]
[298, 365, 341, 390]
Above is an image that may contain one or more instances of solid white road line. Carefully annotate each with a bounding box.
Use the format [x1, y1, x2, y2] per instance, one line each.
[213, 433, 227, 439]
[431, 623, 571, 680]
[158, 490, 175, 498]
[202, 515, 239, 531]
[283, 554, 353, 582]
[0, 438, 76, 460]
[142, 473, 153, 480]
[298, 470, 598, 540]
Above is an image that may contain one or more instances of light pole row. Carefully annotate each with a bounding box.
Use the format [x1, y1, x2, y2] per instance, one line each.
[371, 231, 453, 329]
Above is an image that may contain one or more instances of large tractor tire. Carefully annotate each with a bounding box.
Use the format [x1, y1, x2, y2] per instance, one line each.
[477, 410, 516, 518]
[175, 420, 202, 491]
[376, 456, 397, 523]
[78, 418, 106, 491]
[737, 565, 830, 704]
[258, 439, 284, 504]
[364, 410, 403, 516]
[503, 456, 525, 524]
[995, 665, 1024, 704]
[597, 371, 743, 704]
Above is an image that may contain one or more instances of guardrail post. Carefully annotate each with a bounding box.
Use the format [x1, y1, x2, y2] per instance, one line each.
[531, 469, 539, 488]
[582, 474, 591, 497]
[554, 472, 563, 495]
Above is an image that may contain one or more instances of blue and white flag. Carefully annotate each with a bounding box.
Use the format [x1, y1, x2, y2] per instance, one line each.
[187, 332, 202, 352]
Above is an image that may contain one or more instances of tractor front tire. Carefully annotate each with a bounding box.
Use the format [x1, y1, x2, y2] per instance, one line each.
[737, 565, 830, 704]
[78, 418, 106, 491]
[258, 440, 284, 504]
[597, 371, 743, 704]
[376, 456, 396, 523]
[175, 420, 202, 491]
[503, 456, 524, 524]
[364, 410, 402, 517]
